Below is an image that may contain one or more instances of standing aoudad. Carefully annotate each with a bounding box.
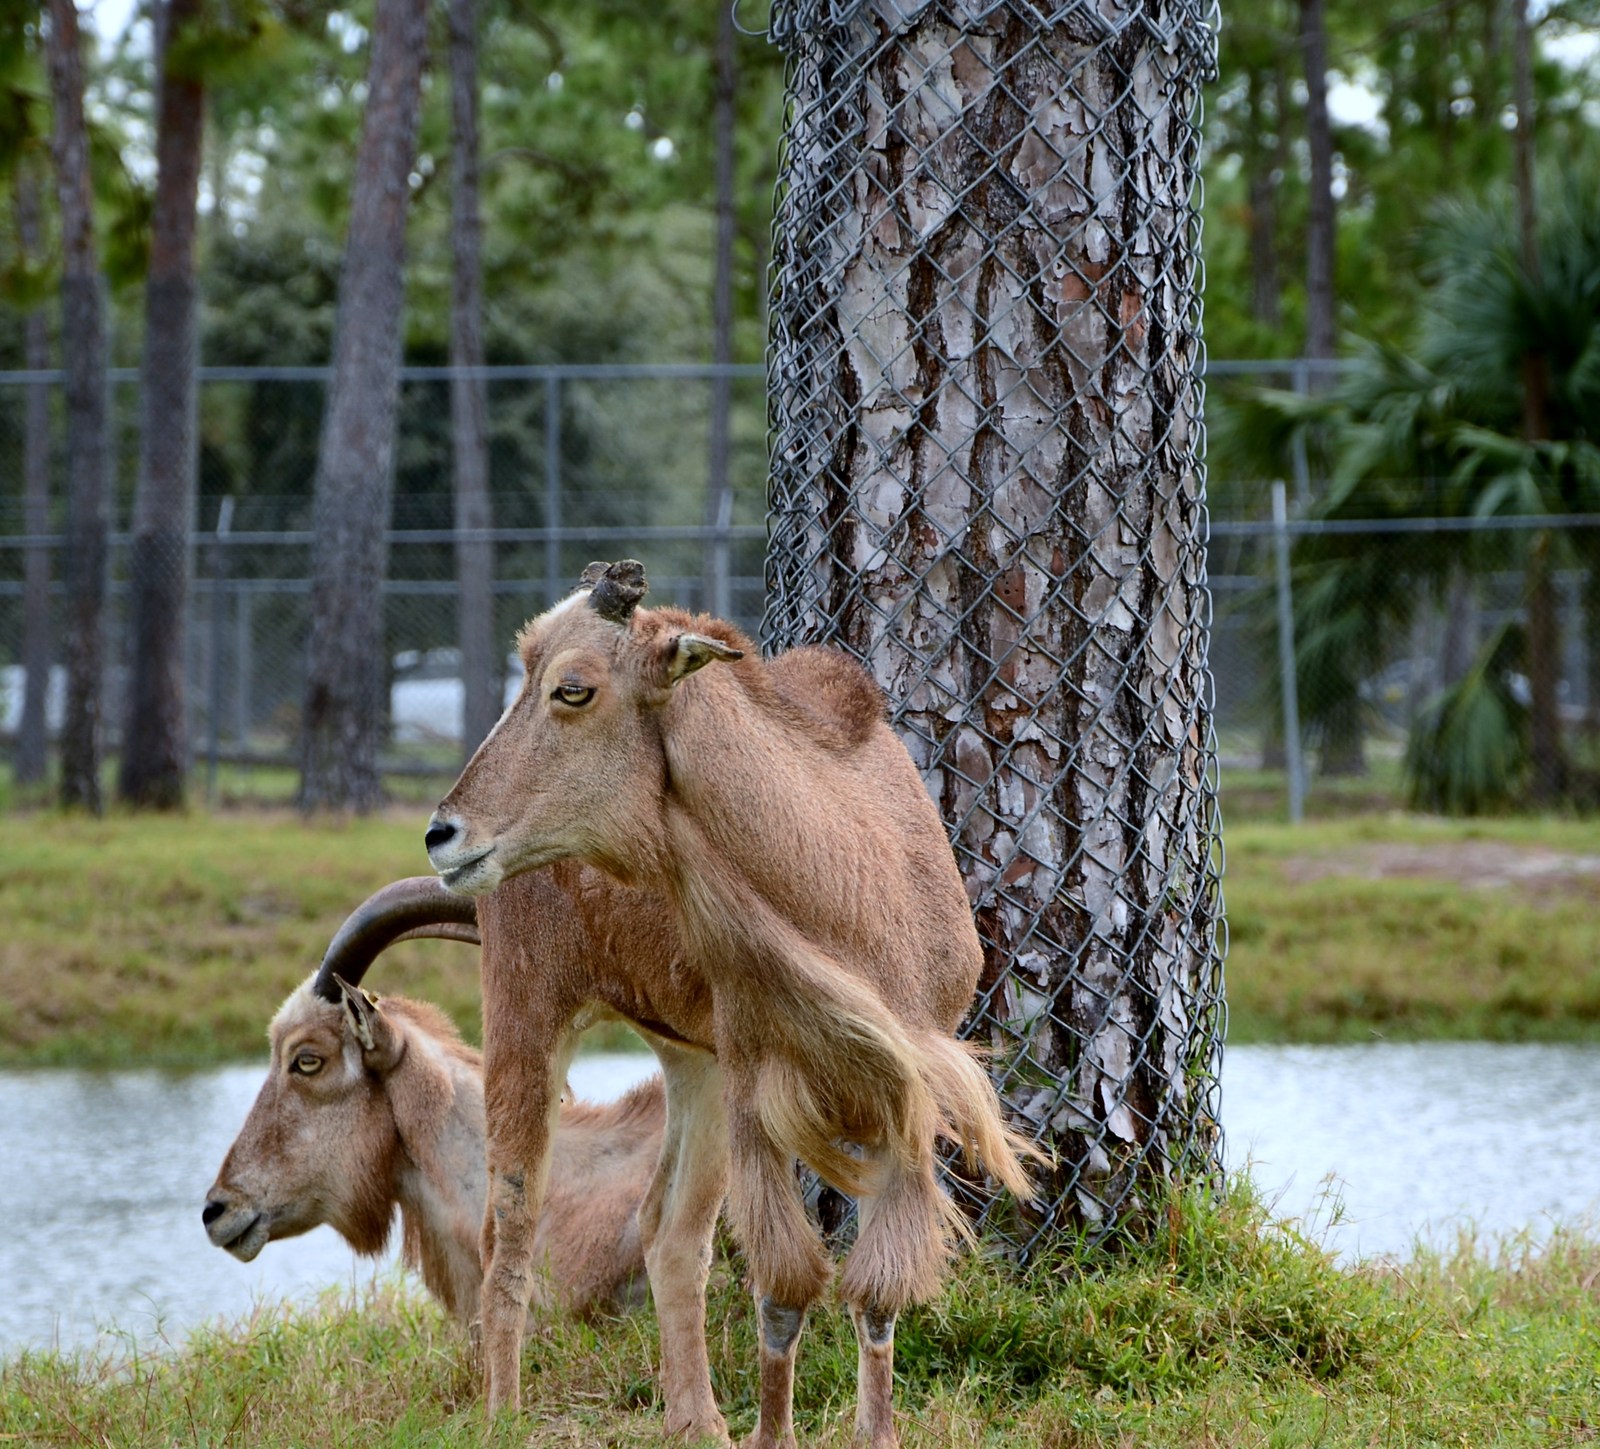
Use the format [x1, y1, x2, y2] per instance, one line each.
[425, 560, 1037, 1448]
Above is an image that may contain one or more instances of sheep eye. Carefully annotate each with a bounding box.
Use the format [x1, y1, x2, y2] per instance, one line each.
[292, 1053, 323, 1076]
[553, 683, 595, 707]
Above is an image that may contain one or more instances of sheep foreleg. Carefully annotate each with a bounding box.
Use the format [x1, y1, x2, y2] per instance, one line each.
[640, 1045, 731, 1443]
[480, 1028, 578, 1417]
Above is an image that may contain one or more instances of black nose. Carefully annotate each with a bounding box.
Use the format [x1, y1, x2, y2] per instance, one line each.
[202, 1199, 227, 1227]
[425, 820, 457, 853]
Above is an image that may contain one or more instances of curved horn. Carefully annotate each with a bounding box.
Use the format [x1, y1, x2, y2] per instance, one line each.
[583, 559, 648, 622]
[312, 876, 481, 1002]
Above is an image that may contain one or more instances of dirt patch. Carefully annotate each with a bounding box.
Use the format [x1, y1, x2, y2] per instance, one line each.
[1284, 840, 1600, 898]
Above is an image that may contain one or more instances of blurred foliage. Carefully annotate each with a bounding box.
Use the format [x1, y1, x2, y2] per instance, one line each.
[1220, 152, 1600, 811]
[1404, 621, 1531, 815]
[1203, 0, 1600, 363]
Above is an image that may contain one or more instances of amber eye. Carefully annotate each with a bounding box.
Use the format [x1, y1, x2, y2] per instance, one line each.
[292, 1052, 323, 1076]
[553, 683, 596, 707]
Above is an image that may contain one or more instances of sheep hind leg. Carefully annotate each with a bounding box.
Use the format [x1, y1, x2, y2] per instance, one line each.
[849, 1304, 898, 1449]
[723, 1089, 831, 1449]
[640, 1044, 731, 1444]
[752, 1293, 807, 1449]
[839, 1149, 953, 1449]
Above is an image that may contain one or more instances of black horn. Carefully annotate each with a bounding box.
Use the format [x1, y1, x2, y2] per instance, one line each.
[583, 559, 648, 622]
[312, 877, 481, 1002]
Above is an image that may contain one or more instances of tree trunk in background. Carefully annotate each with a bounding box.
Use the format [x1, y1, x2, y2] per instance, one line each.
[1509, 0, 1564, 802]
[1298, 0, 1365, 775]
[767, 2, 1223, 1229]
[14, 169, 54, 787]
[44, 0, 110, 814]
[1300, 0, 1335, 369]
[1244, 65, 1281, 332]
[701, 0, 737, 618]
[298, 0, 429, 812]
[449, 0, 497, 760]
[1254, 48, 1291, 773]
[120, 0, 205, 809]
[1583, 555, 1600, 741]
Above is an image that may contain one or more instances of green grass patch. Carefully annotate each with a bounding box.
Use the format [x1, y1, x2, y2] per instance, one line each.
[2, 806, 1597, 1064]
[5, 1184, 1596, 1447]
[1223, 814, 1600, 1043]
[0, 807, 645, 1069]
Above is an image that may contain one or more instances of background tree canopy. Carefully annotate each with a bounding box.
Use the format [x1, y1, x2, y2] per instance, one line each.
[2, 0, 1598, 812]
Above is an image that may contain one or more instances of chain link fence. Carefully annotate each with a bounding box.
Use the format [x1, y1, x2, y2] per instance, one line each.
[0, 364, 769, 795]
[762, 0, 1225, 1252]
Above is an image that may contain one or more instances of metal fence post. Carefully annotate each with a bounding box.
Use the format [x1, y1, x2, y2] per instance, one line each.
[710, 484, 733, 620]
[205, 495, 234, 806]
[1272, 480, 1306, 823]
[234, 589, 252, 750]
[1291, 358, 1312, 507]
[544, 373, 562, 607]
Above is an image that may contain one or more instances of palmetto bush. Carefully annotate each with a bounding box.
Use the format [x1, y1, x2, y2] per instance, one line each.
[1216, 153, 1600, 811]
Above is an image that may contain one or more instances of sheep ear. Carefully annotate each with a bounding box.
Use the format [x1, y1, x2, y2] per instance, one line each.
[665, 632, 743, 685]
[334, 975, 401, 1068]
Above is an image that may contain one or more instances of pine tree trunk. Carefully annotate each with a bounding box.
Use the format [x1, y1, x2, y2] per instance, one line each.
[298, 0, 429, 812]
[1318, 695, 1366, 776]
[449, 0, 497, 759]
[14, 169, 53, 788]
[120, 0, 205, 810]
[45, 0, 110, 814]
[1439, 564, 1478, 689]
[1582, 551, 1600, 742]
[768, 1, 1223, 1227]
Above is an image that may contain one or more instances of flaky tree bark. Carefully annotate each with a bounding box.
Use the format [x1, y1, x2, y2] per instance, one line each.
[449, 0, 497, 759]
[44, 0, 110, 814]
[768, 1, 1222, 1229]
[120, 0, 205, 809]
[298, 0, 429, 812]
[14, 168, 53, 788]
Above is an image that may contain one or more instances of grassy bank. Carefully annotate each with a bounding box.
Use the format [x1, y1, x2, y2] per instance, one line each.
[4, 1187, 1596, 1447]
[1224, 813, 1600, 1042]
[1, 808, 1598, 1066]
[0, 810, 482, 1067]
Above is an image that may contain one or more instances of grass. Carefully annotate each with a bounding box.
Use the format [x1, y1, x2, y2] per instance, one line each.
[2, 786, 1595, 1443]
[4, 1184, 1596, 1447]
[1223, 812, 1600, 1043]
[2, 795, 1597, 1065]
[0, 806, 648, 1068]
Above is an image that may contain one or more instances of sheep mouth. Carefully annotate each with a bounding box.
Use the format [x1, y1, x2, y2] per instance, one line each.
[437, 848, 498, 895]
[211, 1211, 270, 1261]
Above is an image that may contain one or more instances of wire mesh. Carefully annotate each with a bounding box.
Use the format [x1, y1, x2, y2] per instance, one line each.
[762, 0, 1226, 1254]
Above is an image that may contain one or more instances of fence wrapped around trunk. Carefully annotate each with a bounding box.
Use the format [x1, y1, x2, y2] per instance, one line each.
[763, 0, 1227, 1251]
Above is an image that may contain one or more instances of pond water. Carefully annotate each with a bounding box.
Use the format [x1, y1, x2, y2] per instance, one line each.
[3, 1043, 1597, 1357]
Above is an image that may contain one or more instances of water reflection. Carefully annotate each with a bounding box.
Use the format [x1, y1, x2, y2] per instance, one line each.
[1225, 1041, 1600, 1257]
[0, 1053, 658, 1356]
[3, 1043, 1597, 1355]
